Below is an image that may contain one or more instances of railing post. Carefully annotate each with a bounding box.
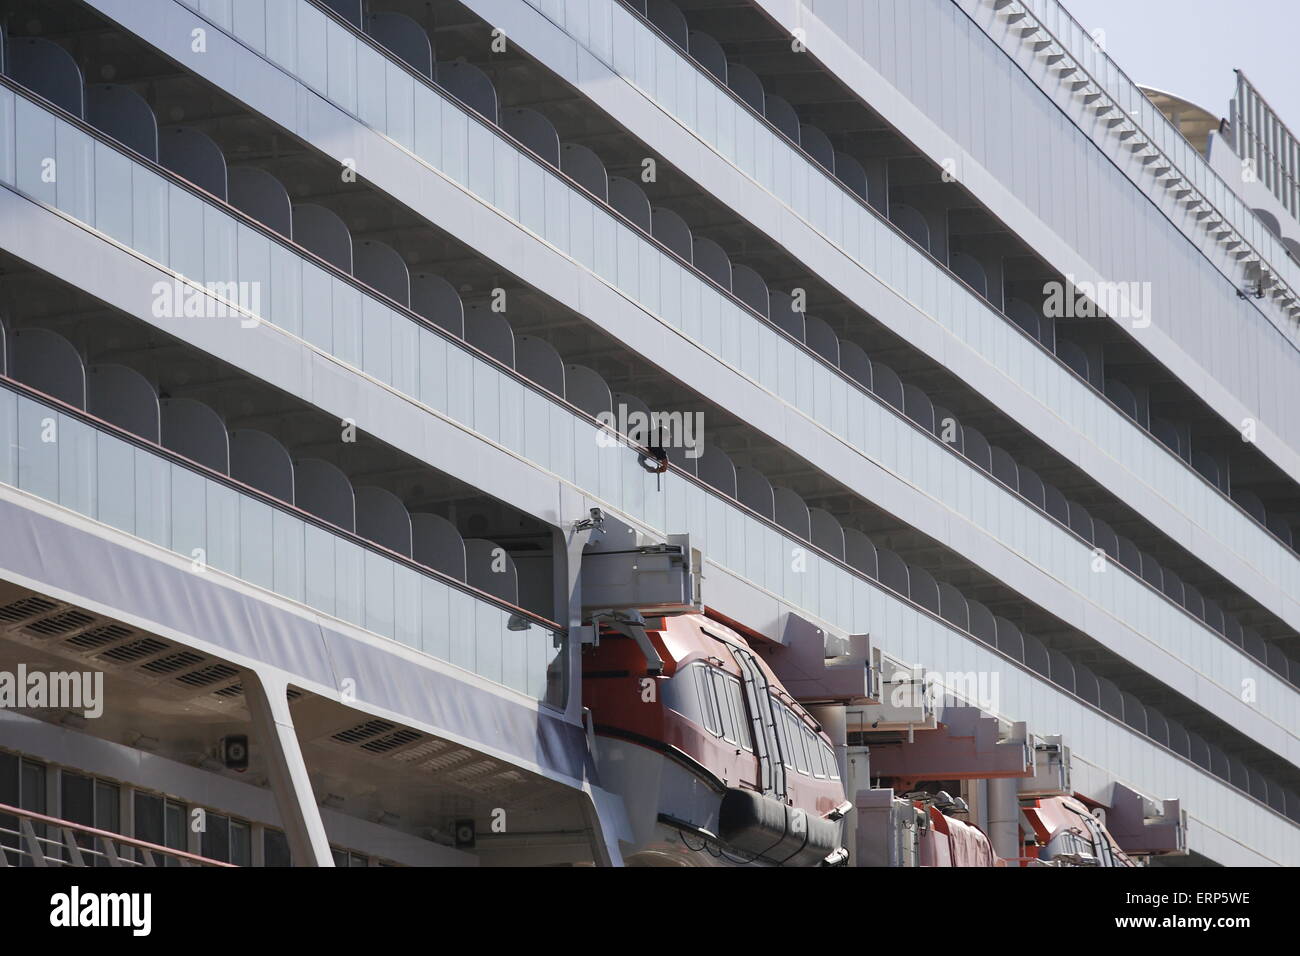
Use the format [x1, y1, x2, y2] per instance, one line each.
[61, 827, 85, 866]
[98, 834, 123, 867]
[19, 819, 47, 867]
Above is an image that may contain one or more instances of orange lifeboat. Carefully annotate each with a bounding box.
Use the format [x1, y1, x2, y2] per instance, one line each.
[917, 804, 998, 867]
[1019, 794, 1135, 866]
[582, 613, 849, 866]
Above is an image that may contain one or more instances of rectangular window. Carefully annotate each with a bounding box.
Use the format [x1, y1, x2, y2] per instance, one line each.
[771, 697, 794, 770]
[264, 827, 292, 867]
[805, 729, 826, 778]
[726, 678, 753, 752]
[694, 665, 721, 736]
[60, 771, 120, 865]
[199, 811, 252, 865]
[332, 847, 370, 867]
[95, 780, 121, 832]
[823, 743, 840, 780]
[61, 770, 93, 826]
[0, 751, 47, 866]
[711, 669, 738, 745]
[133, 792, 188, 866]
[230, 820, 251, 867]
[785, 709, 809, 774]
[201, 811, 230, 863]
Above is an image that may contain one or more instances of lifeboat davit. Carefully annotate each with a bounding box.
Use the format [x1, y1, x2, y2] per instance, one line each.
[583, 613, 849, 866]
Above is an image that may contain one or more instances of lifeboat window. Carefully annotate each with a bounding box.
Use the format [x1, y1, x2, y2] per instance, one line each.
[662, 664, 705, 727]
[822, 742, 840, 780]
[772, 700, 795, 770]
[708, 668, 741, 745]
[784, 708, 810, 774]
[725, 677, 754, 752]
[805, 728, 827, 778]
[693, 665, 723, 737]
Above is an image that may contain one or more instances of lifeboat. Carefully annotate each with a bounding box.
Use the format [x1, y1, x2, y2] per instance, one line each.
[917, 803, 997, 867]
[1018, 794, 1135, 866]
[582, 612, 849, 866]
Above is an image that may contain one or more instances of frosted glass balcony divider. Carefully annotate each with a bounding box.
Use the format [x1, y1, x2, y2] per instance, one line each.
[647, 456, 1296, 855]
[498, 1, 1300, 593]
[111, 4, 1300, 611]
[0, 382, 565, 707]
[2, 369, 1291, 856]
[2, 85, 1294, 732]
[175, 0, 1300, 621]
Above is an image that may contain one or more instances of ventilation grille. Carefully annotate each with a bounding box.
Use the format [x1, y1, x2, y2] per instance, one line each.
[2, 594, 261, 711]
[325, 718, 539, 800]
[214, 685, 304, 702]
[174, 663, 239, 688]
[391, 737, 453, 764]
[23, 609, 95, 638]
[98, 637, 168, 665]
[332, 719, 398, 745]
[331, 720, 426, 756]
[413, 747, 477, 774]
[0, 595, 58, 624]
[361, 728, 422, 754]
[140, 650, 205, 676]
[66, 623, 133, 651]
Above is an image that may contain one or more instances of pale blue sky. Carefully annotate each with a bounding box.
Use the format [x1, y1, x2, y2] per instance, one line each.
[1063, 0, 1299, 132]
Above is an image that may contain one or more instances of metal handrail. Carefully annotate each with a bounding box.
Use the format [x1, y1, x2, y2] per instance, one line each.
[1231, 70, 1300, 223]
[0, 802, 235, 867]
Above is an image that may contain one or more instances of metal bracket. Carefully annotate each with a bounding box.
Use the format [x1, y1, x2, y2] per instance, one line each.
[588, 608, 665, 675]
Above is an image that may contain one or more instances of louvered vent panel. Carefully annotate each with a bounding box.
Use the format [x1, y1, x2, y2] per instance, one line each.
[0, 596, 58, 624]
[332, 720, 396, 745]
[175, 662, 239, 688]
[361, 728, 422, 754]
[140, 651, 205, 676]
[24, 609, 96, 637]
[391, 738, 452, 763]
[99, 637, 168, 664]
[66, 623, 133, 651]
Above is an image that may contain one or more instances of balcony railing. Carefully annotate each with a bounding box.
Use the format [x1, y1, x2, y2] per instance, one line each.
[1013, 0, 1300, 320]
[1230, 70, 1300, 226]
[0, 802, 235, 867]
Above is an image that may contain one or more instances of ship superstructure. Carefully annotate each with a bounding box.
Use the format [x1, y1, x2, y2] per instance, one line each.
[0, 0, 1296, 868]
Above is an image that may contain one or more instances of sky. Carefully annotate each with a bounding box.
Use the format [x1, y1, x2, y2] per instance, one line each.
[1063, 0, 1300, 132]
